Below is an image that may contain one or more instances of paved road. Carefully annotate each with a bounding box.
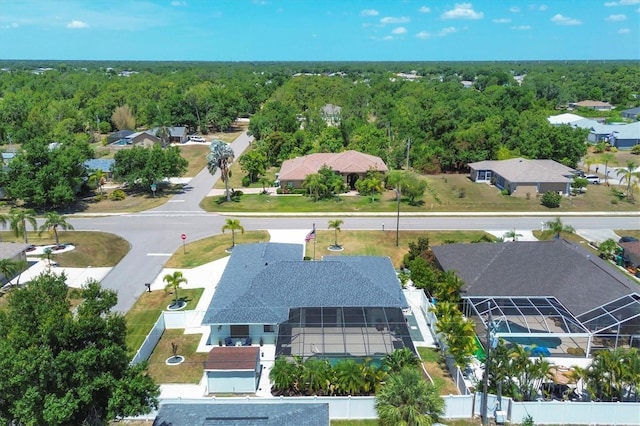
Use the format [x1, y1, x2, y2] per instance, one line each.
[67, 131, 640, 312]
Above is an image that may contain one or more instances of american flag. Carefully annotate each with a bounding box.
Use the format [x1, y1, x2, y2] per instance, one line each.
[305, 228, 316, 242]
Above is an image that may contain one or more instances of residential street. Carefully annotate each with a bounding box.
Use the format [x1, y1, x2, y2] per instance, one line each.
[65, 131, 640, 312]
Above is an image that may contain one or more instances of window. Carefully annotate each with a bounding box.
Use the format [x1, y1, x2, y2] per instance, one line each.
[230, 324, 249, 338]
[264, 325, 275, 333]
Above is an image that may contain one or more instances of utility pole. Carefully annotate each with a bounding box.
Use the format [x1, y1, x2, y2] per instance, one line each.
[395, 184, 401, 247]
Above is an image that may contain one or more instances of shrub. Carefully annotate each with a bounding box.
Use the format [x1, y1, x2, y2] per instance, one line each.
[241, 176, 251, 187]
[109, 189, 126, 201]
[501, 188, 510, 196]
[541, 191, 561, 208]
[631, 144, 640, 155]
[93, 193, 106, 202]
[458, 189, 465, 198]
[610, 146, 618, 153]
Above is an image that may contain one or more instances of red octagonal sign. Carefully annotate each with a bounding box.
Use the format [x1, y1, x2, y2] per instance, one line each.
[181, 234, 186, 240]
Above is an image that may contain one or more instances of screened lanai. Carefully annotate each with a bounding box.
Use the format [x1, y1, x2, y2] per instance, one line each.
[464, 296, 592, 357]
[577, 293, 640, 352]
[275, 307, 415, 361]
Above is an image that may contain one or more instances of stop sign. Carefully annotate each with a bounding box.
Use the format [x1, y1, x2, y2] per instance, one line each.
[181, 234, 186, 240]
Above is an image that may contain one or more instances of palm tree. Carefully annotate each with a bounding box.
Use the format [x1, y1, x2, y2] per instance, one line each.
[598, 238, 618, 260]
[0, 258, 19, 285]
[207, 140, 235, 202]
[584, 157, 597, 174]
[545, 217, 575, 240]
[163, 270, 187, 308]
[43, 247, 53, 271]
[328, 219, 343, 249]
[38, 211, 74, 246]
[382, 348, 419, 374]
[0, 212, 7, 242]
[221, 218, 244, 249]
[88, 168, 107, 195]
[616, 161, 640, 201]
[9, 208, 37, 244]
[599, 152, 617, 186]
[301, 358, 332, 395]
[376, 367, 445, 426]
[269, 357, 300, 396]
[303, 173, 327, 201]
[333, 359, 366, 396]
[503, 228, 523, 242]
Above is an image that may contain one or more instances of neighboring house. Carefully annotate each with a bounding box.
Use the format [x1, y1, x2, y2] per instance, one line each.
[202, 242, 413, 366]
[278, 150, 388, 189]
[84, 159, 115, 180]
[569, 100, 614, 111]
[107, 129, 134, 145]
[547, 113, 585, 126]
[431, 240, 640, 355]
[621, 106, 640, 121]
[320, 104, 342, 127]
[461, 80, 474, 88]
[126, 131, 162, 148]
[619, 241, 640, 269]
[548, 113, 640, 149]
[467, 158, 575, 196]
[0, 242, 30, 284]
[205, 346, 260, 394]
[149, 126, 188, 144]
[153, 402, 329, 426]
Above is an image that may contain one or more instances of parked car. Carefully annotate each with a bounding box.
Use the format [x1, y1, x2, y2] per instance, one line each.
[585, 175, 601, 184]
[189, 136, 206, 143]
[619, 236, 639, 243]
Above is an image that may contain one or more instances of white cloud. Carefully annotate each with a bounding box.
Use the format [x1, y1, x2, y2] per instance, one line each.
[419, 6, 431, 13]
[493, 18, 511, 23]
[510, 6, 520, 12]
[511, 25, 531, 30]
[66, 20, 88, 29]
[606, 14, 627, 20]
[392, 26, 407, 34]
[529, 4, 548, 11]
[618, 27, 631, 33]
[551, 14, 582, 25]
[380, 16, 410, 24]
[438, 26, 457, 35]
[442, 3, 484, 20]
[605, 0, 639, 5]
[170, 1, 187, 6]
[360, 9, 379, 17]
[383, 35, 394, 41]
[416, 31, 431, 39]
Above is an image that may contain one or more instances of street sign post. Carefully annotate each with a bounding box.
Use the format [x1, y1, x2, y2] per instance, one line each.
[151, 183, 157, 197]
[181, 233, 186, 254]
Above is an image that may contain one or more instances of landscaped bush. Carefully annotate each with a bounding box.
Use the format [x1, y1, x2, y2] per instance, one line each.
[241, 176, 252, 187]
[540, 191, 561, 208]
[109, 189, 126, 201]
[631, 144, 640, 155]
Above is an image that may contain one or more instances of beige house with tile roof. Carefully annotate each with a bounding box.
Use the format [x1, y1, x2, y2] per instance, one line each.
[468, 158, 575, 196]
[278, 150, 388, 189]
[569, 100, 614, 111]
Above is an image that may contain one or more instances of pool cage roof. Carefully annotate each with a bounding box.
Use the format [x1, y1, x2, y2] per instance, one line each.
[275, 307, 415, 360]
[577, 293, 640, 335]
[466, 296, 590, 337]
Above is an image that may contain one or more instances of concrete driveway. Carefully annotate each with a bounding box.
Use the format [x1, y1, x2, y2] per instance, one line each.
[575, 229, 621, 245]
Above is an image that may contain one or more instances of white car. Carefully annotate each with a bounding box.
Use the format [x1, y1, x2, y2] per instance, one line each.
[189, 136, 206, 143]
[585, 175, 601, 184]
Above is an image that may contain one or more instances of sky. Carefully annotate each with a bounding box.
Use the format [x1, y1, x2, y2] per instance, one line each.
[0, 0, 638, 62]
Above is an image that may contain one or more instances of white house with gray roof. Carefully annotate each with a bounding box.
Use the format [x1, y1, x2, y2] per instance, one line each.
[202, 243, 414, 361]
[468, 158, 575, 196]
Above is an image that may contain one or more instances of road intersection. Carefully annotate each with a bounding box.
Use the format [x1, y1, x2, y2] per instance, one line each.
[66, 131, 640, 312]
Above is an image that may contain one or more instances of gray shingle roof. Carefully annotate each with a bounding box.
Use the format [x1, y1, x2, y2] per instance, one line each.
[431, 240, 638, 316]
[202, 244, 406, 325]
[153, 402, 329, 426]
[468, 158, 574, 183]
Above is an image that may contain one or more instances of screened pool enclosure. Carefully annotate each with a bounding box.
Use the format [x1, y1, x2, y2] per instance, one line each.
[275, 307, 415, 361]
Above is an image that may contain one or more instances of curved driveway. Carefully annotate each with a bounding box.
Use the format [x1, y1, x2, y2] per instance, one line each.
[69, 132, 640, 312]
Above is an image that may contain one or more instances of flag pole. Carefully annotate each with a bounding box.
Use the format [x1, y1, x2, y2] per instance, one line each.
[313, 223, 316, 261]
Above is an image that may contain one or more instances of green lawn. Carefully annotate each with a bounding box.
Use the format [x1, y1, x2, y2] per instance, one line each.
[0, 230, 129, 267]
[203, 173, 639, 213]
[125, 288, 204, 353]
[146, 329, 207, 384]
